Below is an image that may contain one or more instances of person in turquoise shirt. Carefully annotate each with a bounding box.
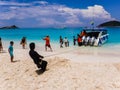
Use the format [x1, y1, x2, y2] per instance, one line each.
[8, 41, 14, 62]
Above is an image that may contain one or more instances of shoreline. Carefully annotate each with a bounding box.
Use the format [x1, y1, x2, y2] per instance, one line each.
[1, 42, 120, 63]
[1, 39, 120, 49]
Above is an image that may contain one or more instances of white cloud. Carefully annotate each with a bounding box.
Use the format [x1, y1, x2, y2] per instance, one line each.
[0, 1, 114, 27]
[0, 1, 30, 6]
[80, 5, 111, 19]
[33, 1, 48, 5]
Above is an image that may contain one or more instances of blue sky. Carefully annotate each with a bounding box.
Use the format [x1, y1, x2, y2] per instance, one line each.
[0, 0, 119, 28]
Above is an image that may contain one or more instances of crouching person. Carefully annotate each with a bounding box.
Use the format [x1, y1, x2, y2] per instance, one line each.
[29, 42, 47, 72]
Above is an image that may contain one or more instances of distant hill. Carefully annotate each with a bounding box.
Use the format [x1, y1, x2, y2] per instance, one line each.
[0, 25, 19, 29]
[98, 20, 120, 27]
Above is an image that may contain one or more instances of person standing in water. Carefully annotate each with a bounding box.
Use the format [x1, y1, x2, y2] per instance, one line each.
[73, 36, 76, 46]
[64, 37, 69, 47]
[20, 37, 27, 49]
[43, 36, 52, 51]
[77, 34, 82, 46]
[0, 37, 3, 52]
[59, 36, 63, 48]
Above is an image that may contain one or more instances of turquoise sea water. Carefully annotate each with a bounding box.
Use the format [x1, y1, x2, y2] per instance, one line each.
[0, 27, 120, 46]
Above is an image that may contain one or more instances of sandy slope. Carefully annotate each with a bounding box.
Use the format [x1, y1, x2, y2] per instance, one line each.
[0, 45, 120, 90]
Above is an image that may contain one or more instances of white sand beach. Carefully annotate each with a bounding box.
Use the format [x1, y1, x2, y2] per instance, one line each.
[0, 43, 120, 90]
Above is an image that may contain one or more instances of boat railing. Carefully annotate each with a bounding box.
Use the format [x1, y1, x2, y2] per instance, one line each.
[99, 34, 109, 39]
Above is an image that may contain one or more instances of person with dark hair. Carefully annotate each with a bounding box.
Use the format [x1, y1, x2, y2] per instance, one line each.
[80, 30, 87, 37]
[20, 37, 27, 49]
[0, 37, 3, 52]
[77, 34, 82, 46]
[43, 36, 52, 51]
[59, 36, 63, 48]
[8, 41, 14, 62]
[29, 42, 47, 72]
[73, 36, 76, 46]
[64, 37, 69, 47]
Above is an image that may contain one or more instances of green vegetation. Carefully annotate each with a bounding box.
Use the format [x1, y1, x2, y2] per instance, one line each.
[98, 20, 120, 27]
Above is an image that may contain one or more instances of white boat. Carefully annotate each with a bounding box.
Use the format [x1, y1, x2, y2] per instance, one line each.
[82, 28, 109, 46]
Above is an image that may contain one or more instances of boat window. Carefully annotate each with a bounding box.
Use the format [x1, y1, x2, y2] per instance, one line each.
[102, 31, 107, 35]
[86, 32, 100, 38]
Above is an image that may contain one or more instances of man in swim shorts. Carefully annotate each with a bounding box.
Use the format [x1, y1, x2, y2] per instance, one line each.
[43, 36, 52, 51]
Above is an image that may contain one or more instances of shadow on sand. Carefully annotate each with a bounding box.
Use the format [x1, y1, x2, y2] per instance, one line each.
[11, 60, 20, 63]
[35, 69, 49, 75]
[35, 69, 45, 75]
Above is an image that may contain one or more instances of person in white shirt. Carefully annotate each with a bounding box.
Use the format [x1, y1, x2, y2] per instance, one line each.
[64, 37, 69, 47]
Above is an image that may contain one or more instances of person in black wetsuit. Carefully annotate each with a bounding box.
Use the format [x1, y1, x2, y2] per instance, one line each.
[29, 42, 47, 72]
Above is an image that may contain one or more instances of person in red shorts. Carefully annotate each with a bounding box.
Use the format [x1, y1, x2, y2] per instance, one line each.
[43, 36, 53, 52]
